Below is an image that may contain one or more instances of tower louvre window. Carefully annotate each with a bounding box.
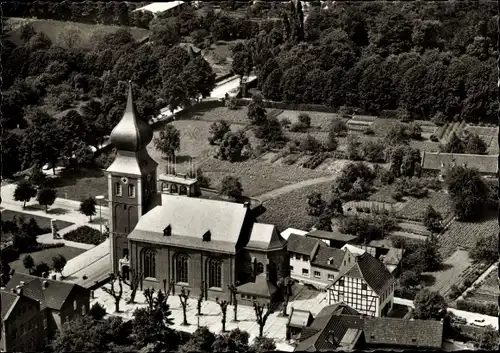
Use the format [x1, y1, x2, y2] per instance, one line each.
[203, 231, 211, 241]
[164, 225, 172, 236]
[128, 184, 135, 198]
[115, 183, 122, 196]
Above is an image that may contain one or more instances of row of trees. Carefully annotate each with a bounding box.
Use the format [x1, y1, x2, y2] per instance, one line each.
[232, 1, 496, 122]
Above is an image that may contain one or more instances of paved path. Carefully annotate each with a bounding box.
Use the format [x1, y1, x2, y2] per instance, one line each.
[458, 262, 498, 301]
[394, 297, 499, 330]
[1, 183, 109, 226]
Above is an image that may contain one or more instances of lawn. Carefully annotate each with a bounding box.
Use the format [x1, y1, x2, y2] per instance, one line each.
[52, 168, 108, 202]
[425, 249, 472, 296]
[257, 181, 332, 232]
[1, 209, 73, 234]
[467, 267, 499, 305]
[438, 214, 498, 258]
[276, 110, 344, 130]
[9, 246, 86, 274]
[6, 18, 150, 50]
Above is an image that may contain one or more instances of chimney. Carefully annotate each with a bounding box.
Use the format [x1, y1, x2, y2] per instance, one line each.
[243, 202, 250, 208]
[15, 285, 23, 296]
[43, 281, 49, 289]
[19, 281, 25, 286]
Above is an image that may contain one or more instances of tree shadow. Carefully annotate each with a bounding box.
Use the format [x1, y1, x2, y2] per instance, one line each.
[52, 168, 105, 188]
[24, 204, 43, 211]
[47, 208, 69, 215]
[437, 263, 454, 271]
[163, 155, 192, 164]
[419, 274, 436, 286]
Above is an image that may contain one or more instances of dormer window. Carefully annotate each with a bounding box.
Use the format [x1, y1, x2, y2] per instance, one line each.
[328, 257, 334, 265]
[164, 225, 172, 236]
[203, 231, 211, 241]
[128, 184, 135, 198]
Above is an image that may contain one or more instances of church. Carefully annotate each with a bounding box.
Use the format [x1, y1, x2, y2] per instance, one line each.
[105, 83, 288, 303]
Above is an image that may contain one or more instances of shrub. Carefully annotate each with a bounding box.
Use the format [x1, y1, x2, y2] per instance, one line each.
[282, 153, 299, 165]
[394, 177, 428, 198]
[430, 135, 439, 142]
[90, 302, 107, 321]
[302, 152, 327, 169]
[363, 127, 374, 135]
[280, 117, 292, 129]
[456, 300, 498, 316]
[225, 96, 238, 110]
[63, 226, 106, 245]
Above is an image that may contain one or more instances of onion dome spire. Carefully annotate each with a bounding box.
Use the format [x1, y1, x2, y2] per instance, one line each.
[110, 81, 153, 152]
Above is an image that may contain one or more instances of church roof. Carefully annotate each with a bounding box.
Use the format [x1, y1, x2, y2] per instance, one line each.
[246, 223, 287, 251]
[109, 82, 153, 152]
[106, 149, 158, 176]
[128, 196, 249, 254]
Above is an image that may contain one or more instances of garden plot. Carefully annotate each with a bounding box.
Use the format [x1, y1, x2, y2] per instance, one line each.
[464, 125, 499, 137]
[467, 267, 499, 305]
[275, 110, 342, 130]
[396, 190, 453, 222]
[438, 216, 498, 258]
[425, 249, 472, 295]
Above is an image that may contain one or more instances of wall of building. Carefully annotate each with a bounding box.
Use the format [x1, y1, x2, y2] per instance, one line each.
[132, 241, 235, 302]
[289, 252, 311, 282]
[2, 296, 42, 352]
[328, 276, 379, 317]
[58, 287, 90, 325]
[310, 265, 338, 285]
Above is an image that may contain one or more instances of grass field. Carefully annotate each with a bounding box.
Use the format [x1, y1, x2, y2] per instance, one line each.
[467, 267, 499, 305]
[6, 18, 150, 50]
[425, 249, 472, 296]
[396, 190, 454, 221]
[438, 214, 498, 258]
[276, 110, 343, 130]
[180, 106, 251, 124]
[9, 246, 86, 274]
[52, 168, 108, 202]
[257, 181, 332, 231]
[1, 209, 73, 234]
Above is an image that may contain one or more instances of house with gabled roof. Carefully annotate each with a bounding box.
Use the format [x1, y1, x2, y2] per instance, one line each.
[421, 151, 498, 179]
[295, 303, 444, 351]
[3, 273, 90, 344]
[326, 252, 395, 317]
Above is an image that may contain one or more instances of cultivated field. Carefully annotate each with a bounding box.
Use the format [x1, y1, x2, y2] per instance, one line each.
[9, 246, 86, 274]
[276, 110, 345, 129]
[6, 18, 150, 50]
[438, 215, 498, 258]
[466, 267, 499, 305]
[396, 190, 454, 222]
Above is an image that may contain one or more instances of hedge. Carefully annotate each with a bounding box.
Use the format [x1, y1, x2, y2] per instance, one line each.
[63, 226, 106, 245]
[456, 299, 498, 316]
[234, 98, 342, 113]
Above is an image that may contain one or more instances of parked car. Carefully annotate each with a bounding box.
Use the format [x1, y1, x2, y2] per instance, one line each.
[471, 318, 487, 327]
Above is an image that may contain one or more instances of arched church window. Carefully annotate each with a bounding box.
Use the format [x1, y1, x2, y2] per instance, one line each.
[128, 184, 135, 198]
[176, 254, 189, 283]
[179, 186, 187, 195]
[171, 184, 178, 194]
[143, 249, 156, 279]
[257, 262, 264, 274]
[209, 259, 222, 288]
[115, 183, 122, 196]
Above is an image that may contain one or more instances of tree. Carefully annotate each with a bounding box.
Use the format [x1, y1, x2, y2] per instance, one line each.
[445, 166, 489, 221]
[385, 123, 410, 146]
[253, 301, 272, 338]
[247, 94, 267, 125]
[307, 192, 327, 217]
[197, 281, 205, 316]
[346, 134, 361, 160]
[209, 120, 231, 145]
[14, 180, 37, 208]
[212, 328, 249, 353]
[216, 297, 229, 332]
[407, 122, 422, 139]
[330, 119, 348, 137]
[37, 188, 57, 212]
[399, 270, 420, 288]
[360, 139, 385, 162]
[250, 336, 276, 353]
[290, 113, 311, 132]
[423, 205, 443, 234]
[255, 117, 286, 147]
[463, 133, 488, 154]
[219, 176, 243, 199]
[420, 234, 442, 271]
[469, 234, 499, 262]
[179, 287, 190, 326]
[180, 327, 216, 353]
[442, 132, 465, 153]
[52, 254, 67, 278]
[90, 302, 107, 321]
[51, 315, 108, 353]
[23, 255, 35, 274]
[32, 262, 50, 277]
[154, 125, 180, 158]
[127, 268, 143, 304]
[316, 212, 333, 231]
[228, 282, 239, 322]
[217, 131, 250, 162]
[29, 167, 47, 187]
[58, 26, 82, 48]
[299, 134, 322, 154]
[102, 273, 124, 312]
[413, 289, 447, 321]
[277, 275, 294, 316]
[476, 325, 500, 350]
[20, 24, 36, 43]
[79, 197, 97, 222]
[325, 130, 338, 151]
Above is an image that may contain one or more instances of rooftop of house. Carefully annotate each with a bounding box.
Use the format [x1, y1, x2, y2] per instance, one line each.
[380, 247, 404, 266]
[421, 151, 498, 174]
[326, 252, 395, 296]
[1, 290, 19, 320]
[246, 223, 287, 251]
[4, 273, 81, 311]
[133, 1, 185, 13]
[128, 196, 250, 254]
[287, 233, 321, 256]
[287, 308, 313, 329]
[307, 230, 357, 243]
[311, 246, 345, 271]
[236, 274, 277, 297]
[280, 228, 308, 240]
[296, 304, 444, 351]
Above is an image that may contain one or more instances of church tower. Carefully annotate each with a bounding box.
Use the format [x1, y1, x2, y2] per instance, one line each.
[106, 82, 158, 272]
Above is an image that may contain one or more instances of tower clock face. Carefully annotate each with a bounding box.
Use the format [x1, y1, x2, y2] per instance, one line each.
[121, 177, 129, 184]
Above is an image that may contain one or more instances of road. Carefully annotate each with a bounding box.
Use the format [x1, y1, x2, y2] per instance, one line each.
[393, 297, 499, 330]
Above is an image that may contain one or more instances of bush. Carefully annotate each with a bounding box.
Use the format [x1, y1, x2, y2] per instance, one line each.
[456, 300, 498, 316]
[282, 153, 299, 165]
[225, 96, 238, 110]
[90, 302, 107, 321]
[394, 177, 429, 198]
[363, 127, 374, 135]
[430, 135, 439, 142]
[302, 152, 327, 169]
[63, 226, 106, 245]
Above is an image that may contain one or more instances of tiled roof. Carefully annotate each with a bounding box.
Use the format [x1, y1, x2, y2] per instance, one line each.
[421, 152, 498, 174]
[287, 308, 313, 328]
[307, 230, 356, 243]
[341, 244, 366, 256]
[311, 246, 345, 270]
[5, 273, 77, 311]
[280, 228, 308, 240]
[287, 233, 320, 256]
[328, 253, 395, 296]
[129, 197, 249, 254]
[236, 274, 277, 297]
[363, 317, 444, 349]
[246, 223, 287, 250]
[381, 248, 404, 266]
[1, 290, 19, 320]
